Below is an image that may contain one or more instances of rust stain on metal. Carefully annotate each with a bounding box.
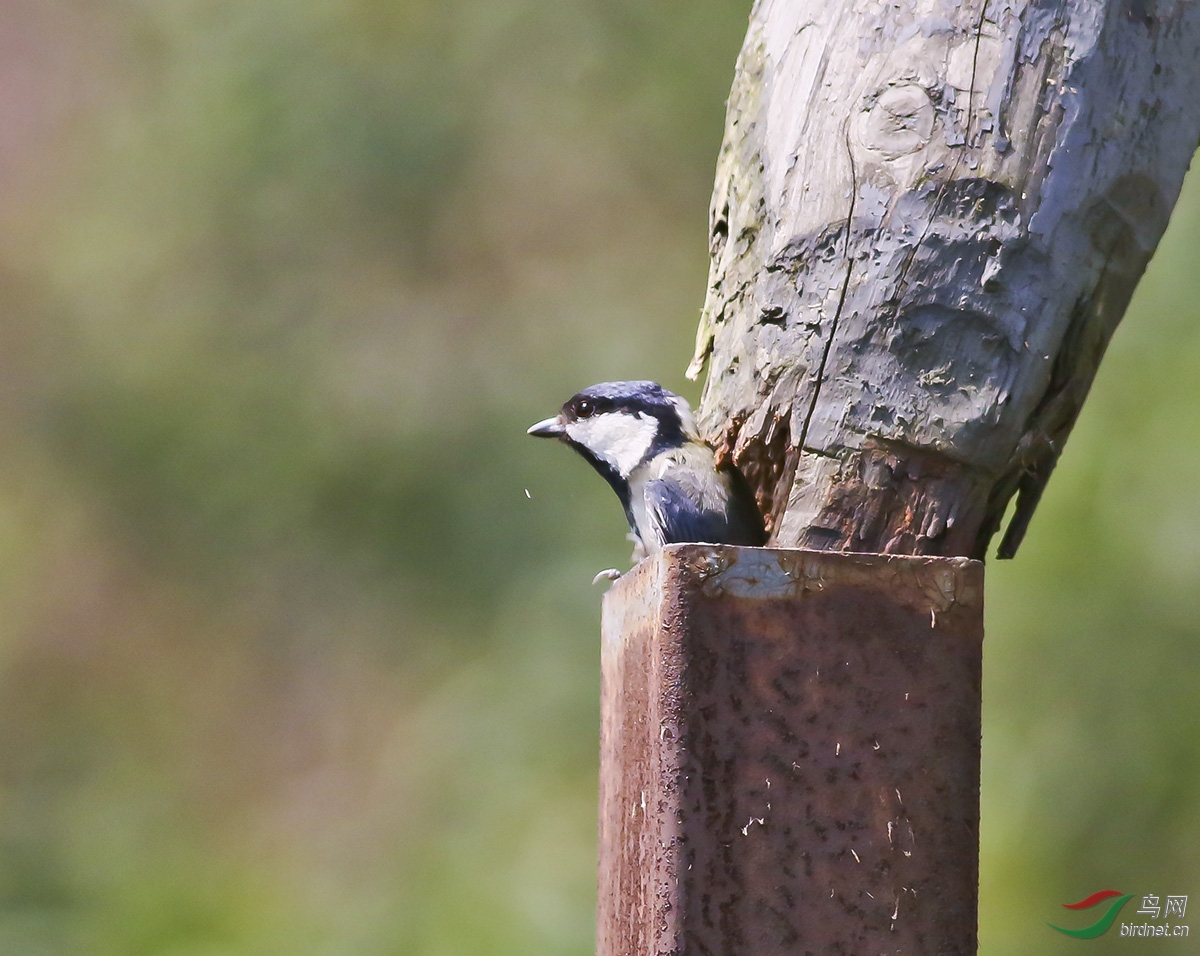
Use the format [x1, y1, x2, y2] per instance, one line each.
[598, 545, 983, 956]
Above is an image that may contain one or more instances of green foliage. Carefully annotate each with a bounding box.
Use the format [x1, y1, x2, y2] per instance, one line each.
[0, 2, 1195, 954]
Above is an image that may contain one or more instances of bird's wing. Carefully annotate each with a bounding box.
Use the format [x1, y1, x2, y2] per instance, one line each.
[643, 477, 731, 548]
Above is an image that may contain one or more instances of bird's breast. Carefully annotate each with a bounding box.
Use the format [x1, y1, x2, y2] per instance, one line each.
[627, 444, 731, 545]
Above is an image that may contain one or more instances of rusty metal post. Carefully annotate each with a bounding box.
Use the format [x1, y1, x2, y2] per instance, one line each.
[598, 544, 983, 955]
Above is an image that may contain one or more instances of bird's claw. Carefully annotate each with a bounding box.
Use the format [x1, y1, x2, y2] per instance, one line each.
[592, 568, 622, 586]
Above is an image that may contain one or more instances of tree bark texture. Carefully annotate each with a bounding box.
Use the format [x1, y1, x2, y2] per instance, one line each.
[689, 0, 1200, 559]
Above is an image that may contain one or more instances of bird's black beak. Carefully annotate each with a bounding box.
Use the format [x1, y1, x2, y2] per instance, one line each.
[527, 416, 566, 438]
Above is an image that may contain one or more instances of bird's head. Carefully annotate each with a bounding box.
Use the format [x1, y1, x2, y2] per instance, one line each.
[527, 381, 700, 482]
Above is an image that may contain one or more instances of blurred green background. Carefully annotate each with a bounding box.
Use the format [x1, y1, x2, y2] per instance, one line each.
[0, 2, 1196, 954]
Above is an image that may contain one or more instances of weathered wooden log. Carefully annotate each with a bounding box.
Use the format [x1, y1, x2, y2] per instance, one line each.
[689, 0, 1200, 558]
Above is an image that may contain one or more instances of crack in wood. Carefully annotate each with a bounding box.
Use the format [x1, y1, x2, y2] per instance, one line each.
[793, 121, 859, 488]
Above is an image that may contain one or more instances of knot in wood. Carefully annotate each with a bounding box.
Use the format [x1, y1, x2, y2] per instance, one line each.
[857, 83, 935, 160]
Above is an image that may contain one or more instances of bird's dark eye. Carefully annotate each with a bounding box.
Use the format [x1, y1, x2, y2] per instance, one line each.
[576, 399, 595, 418]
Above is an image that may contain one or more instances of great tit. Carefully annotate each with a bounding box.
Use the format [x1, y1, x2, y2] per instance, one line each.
[528, 381, 766, 565]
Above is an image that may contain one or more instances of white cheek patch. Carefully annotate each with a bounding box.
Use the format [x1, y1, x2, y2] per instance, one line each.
[566, 411, 658, 478]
